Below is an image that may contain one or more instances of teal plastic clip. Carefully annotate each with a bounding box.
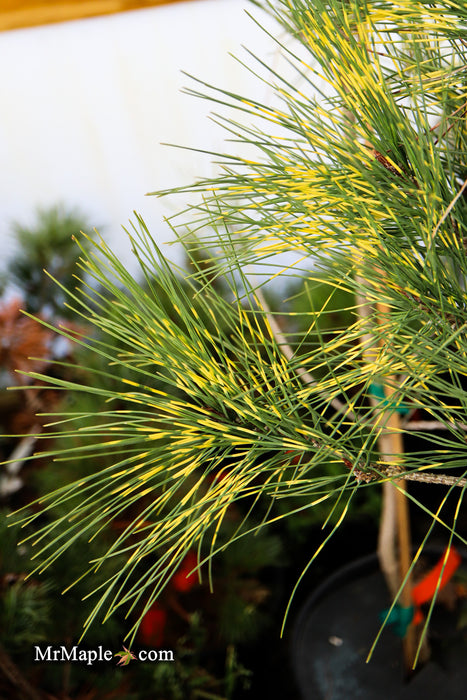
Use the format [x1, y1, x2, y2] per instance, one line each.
[369, 383, 410, 416]
[379, 604, 415, 638]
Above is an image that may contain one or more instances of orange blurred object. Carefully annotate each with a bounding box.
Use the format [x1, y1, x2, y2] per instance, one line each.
[172, 551, 199, 593]
[0, 297, 52, 381]
[138, 602, 167, 647]
[412, 546, 462, 607]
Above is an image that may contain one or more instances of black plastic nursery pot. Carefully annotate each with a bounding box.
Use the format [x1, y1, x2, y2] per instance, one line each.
[291, 550, 467, 700]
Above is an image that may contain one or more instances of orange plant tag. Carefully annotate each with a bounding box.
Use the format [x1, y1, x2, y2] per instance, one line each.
[412, 546, 462, 607]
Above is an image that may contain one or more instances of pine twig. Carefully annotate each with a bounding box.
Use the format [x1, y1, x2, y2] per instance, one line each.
[430, 176, 467, 243]
[255, 288, 356, 419]
[383, 468, 467, 488]
[351, 460, 467, 488]
[403, 420, 467, 432]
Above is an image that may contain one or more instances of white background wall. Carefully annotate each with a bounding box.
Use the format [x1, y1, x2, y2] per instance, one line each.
[0, 0, 285, 278]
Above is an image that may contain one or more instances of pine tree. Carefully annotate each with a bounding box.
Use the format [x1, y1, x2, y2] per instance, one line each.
[6, 0, 467, 669]
[6, 204, 92, 317]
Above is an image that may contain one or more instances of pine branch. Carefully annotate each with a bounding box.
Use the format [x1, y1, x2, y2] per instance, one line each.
[351, 461, 467, 488]
[403, 421, 467, 432]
